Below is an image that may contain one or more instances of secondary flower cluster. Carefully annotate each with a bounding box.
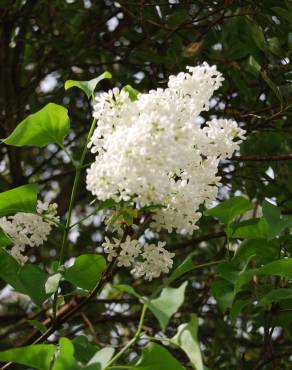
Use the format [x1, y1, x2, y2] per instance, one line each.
[102, 236, 174, 280]
[0, 201, 59, 264]
[86, 63, 246, 234]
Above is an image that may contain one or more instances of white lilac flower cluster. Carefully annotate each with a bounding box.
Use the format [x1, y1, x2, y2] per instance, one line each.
[0, 201, 59, 264]
[102, 236, 174, 280]
[86, 62, 246, 235]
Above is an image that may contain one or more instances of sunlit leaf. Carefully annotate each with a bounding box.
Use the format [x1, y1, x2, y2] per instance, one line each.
[146, 282, 188, 331]
[3, 103, 70, 147]
[87, 347, 115, 369]
[45, 273, 62, 294]
[65, 72, 112, 98]
[0, 344, 56, 370]
[115, 283, 187, 332]
[122, 85, 140, 101]
[0, 183, 38, 217]
[172, 314, 203, 370]
[52, 337, 78, 370]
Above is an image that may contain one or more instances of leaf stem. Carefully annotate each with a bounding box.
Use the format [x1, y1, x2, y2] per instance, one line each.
[58, 117, 97, 266]
[151, 259, 223, 298]
[144, 336, 176, 345]
[58, 143, 77, 168]
[69, 206, 100, 229]
[52, 117, 97, 318]
[105, 304, 148, 368]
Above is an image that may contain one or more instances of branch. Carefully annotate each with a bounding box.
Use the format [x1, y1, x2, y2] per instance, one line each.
[172, 230, 225, 251]
[253, 352, 292, 370]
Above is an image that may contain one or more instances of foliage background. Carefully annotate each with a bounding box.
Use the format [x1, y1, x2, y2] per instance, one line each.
[0, 0, 292, 369]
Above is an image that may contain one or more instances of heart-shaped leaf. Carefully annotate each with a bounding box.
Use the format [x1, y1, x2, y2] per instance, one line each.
[3, 103, 70, 148]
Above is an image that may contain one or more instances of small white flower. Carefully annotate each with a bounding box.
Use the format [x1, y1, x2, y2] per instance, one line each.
[102, 236, 141, 266]
[117, 236, 141, 267]
[102, 236, 119, 261]
[102, 236, 174, 280]
[0, 201, 59, 264]
[86, 63, 246, 234]
[132, 241, 175, 280]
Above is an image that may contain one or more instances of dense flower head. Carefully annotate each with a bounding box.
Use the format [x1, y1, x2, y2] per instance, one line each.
[87, 63, 246, 234]
[0, 201, 59, 264]
[101, 236, 174, 280]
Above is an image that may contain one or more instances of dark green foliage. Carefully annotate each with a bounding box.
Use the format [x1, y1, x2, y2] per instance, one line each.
[0, 1, 292, 369]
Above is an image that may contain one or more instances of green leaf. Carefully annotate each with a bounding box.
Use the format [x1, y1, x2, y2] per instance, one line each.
[135, 343, 184, 370]
[97, 198, 117, 211]
[121, 209, 134, 226]
[3, 103, 70, 147]
[19, 264, 50, 305]
[146, 282, 188, 331]
[186, 259, 252, 314]
[45, 273, 62, 294]
[261, 70, 283, 105]
[168, 252, 196, 283]
[229, 299, 250, 325]
[53, 337, 79, 370]
[115, 283, 188, 332]
[211, 277, 235, 313]
[0, 183, 38, 217]
[87, 347, 115, 369]
[0, 248, 26, 293]
[262, 200, 292, 240]
[204, 197, 253, 225]
[27, 320, 47, 334]
[114, 284, 141, 299]
[0, 229, 12, 247]
[216, 261, 255, 292]
[272, 7, 292, 23]
[65, 72, 112, 98]
[106, 212, 121, 227]
[122, 85, 140, 101]
[1, 257, 49, 306]
[172, 314, 203, 370]
[168, 253, 220, 283]
[244, 16, 267, 51]
[121, 208, 138, 226]
[233, 239, 279, 264]
[0, 344, 56, 370]
[63, 254, 106, 290]
[229, 218, 268, 239]
[246, 55, 261, 77]
[258, 259, 292, 279]
[73, 336, 98, 364]
[259, 288, 292, 306]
